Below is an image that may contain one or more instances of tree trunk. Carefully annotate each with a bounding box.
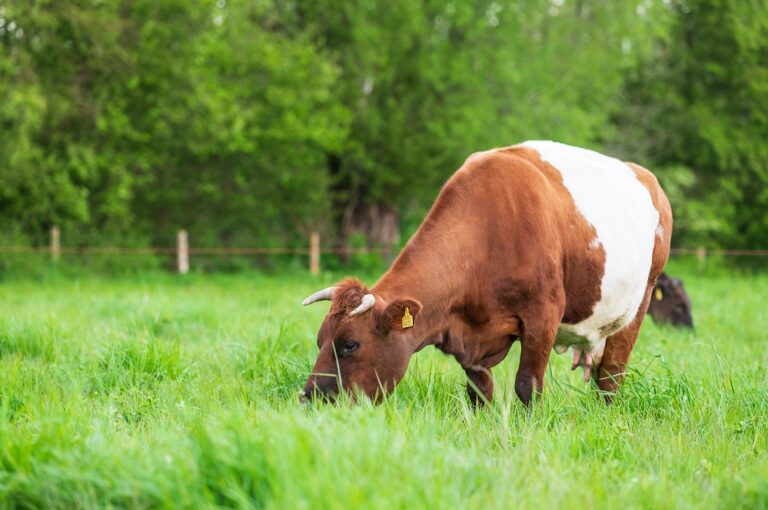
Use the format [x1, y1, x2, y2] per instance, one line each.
[341, 202, 400, 262]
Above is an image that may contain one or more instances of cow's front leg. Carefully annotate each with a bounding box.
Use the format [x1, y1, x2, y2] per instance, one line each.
[515, 319, 558, 405]
[465, 366, 493, 407]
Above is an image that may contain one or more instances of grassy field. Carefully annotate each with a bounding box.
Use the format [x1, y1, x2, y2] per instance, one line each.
[1, 263, 767, 509]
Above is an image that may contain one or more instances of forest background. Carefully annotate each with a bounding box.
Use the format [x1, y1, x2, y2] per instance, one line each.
[1, 0, 766, 266]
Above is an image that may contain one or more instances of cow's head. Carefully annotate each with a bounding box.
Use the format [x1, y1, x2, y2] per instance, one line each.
[647, 272, 693, 328]
[300, 278, 422, 403]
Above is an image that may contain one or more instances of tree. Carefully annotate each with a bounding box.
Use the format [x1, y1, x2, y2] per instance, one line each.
[0, 1, 134, 243]
[614, 0, 768, 248]
[2, 0, 763, 257]
[297, 0, 668, 247]
[0, 0, 348, 249]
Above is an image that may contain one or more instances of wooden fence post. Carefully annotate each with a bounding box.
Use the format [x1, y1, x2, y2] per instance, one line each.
[310, 232, 320, 275]
[696, 246, 706, 270]
[50, 226, 60, 263]
[177, 229, 189, 274]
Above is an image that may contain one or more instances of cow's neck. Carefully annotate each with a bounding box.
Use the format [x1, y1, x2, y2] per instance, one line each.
[372, 229, 470, 352]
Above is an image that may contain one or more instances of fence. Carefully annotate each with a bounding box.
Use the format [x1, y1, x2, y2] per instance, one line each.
[0, 227, 394, 274]
[0, 226, 767, 274]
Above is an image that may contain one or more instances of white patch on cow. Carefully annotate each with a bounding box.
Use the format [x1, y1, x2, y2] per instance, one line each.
[589, 238, 601, 249]
[522, 141, 659, 351]
[655, 224, 665, 241]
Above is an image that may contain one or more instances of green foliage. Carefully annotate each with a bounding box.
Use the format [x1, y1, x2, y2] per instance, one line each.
[614, 0, 768, 248]
[0, 270, 766, 507]
[0, 0, 766, 253]
[0, 0, 348, 248]
[298, 0, 667, 222]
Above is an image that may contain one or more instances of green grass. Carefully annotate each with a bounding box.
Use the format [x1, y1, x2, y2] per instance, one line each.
[1, 266, 767, 509]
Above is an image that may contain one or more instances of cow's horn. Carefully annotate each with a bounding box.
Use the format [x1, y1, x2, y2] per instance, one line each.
[350, 294, 376, 316]
[302, 287, 336, 306]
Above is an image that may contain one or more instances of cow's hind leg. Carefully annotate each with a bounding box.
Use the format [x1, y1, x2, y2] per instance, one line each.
[597, 285, 653, 402]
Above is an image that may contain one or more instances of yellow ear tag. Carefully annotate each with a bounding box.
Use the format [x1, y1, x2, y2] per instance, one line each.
[401, 307, 414, 329]
[654, 288, 663, 301]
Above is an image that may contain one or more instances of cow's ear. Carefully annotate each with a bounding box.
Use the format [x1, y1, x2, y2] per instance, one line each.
[375, 298, 422, 334]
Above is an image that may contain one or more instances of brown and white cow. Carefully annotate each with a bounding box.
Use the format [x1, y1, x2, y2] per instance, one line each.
[302, 141, 672, 405]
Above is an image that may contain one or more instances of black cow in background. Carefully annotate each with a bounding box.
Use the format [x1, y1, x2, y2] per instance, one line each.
[647, 272, 693, 328]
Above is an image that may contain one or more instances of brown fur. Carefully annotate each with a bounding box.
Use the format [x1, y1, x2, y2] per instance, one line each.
[303, 149, 672, 406]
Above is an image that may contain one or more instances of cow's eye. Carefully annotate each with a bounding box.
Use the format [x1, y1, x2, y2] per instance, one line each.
[341, 340, 359, 355]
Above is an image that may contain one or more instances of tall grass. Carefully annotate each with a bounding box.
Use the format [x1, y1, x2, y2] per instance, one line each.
[0, 266, 766, 508]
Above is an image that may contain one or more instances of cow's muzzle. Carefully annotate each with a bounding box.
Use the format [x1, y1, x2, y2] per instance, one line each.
[301, 373, 339, 404]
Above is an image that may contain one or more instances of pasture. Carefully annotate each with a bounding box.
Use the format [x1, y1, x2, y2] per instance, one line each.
[1, 264, 767, 509]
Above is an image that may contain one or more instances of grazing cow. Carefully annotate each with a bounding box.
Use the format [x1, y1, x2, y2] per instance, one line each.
[302, 141, 672, 405]
[647, 272, 693, 328]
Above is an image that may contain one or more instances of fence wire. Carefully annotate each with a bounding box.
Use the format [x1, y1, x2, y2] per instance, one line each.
[1, 246, 767, 256]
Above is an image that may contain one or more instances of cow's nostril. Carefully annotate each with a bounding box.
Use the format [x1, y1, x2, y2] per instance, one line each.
[299, 390, 312, 404]
[300, 385, 339, 404]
